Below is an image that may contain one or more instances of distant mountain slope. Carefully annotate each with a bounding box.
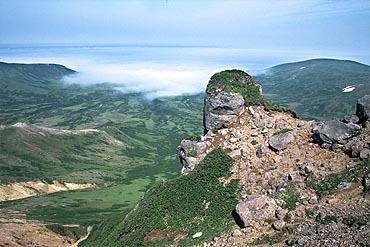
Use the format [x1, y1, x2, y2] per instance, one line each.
[255, 59, 370, 120]
[0, 62, 203, 232]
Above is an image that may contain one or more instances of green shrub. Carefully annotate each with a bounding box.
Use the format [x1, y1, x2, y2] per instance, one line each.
[321, 215, 336, 225]
[251, 140, 258, 145]
[278, 187, 300, 211]
[206, 70, 280, 109]
[82, 148, 240, 247]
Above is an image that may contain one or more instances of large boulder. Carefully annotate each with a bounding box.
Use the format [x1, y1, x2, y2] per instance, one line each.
[234, 195, 279, 228]
[269, 132, 293, 152]
[203, 70, 263, 133]
[356, 95, 370, 123]
[204, 92, 244, 132]
[314, 120, 360, 144]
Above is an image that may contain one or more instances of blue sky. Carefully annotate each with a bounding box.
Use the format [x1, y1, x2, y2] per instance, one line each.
[1, 0, 369, 97]
[1, 0, 369, 55]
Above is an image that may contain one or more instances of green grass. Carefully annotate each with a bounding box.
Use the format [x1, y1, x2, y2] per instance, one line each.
[321, 215, 337, 225]
[81, 148, 240, 247]
[273, 128, 293, 136]
[277, 187, 300, 211]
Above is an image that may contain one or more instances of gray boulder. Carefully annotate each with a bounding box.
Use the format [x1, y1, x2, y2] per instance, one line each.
[342, 114, 360, 124]
[176, 139, 207, 174]
[315, 120, 359, 144]
[234, 195, 279, 228]
[269, 132, 293, 152]
[204, 92, 244, 132]
[356, 95, 370, 123]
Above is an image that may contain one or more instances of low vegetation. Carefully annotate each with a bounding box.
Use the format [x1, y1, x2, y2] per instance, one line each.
[206, 70, 280, 110]
[306, 159, 370, 198]
[82, 148, 240, 247]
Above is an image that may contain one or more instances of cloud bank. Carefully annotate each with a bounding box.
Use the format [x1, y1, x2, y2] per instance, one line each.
[62, 61, 225, 98]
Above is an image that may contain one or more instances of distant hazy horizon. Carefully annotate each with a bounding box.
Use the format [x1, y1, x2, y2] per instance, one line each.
[1, 43, 369, 98]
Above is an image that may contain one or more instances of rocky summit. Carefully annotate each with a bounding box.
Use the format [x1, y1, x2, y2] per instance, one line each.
[177, 70, 370, 247]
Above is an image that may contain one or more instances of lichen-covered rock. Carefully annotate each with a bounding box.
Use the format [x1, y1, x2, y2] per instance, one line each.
[356, 95, 370, 123]
[234, 195, 279, 228]
[269, 132, 293, 151]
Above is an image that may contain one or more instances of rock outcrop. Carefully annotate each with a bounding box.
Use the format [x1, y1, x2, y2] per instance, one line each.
[204, 92, 244, 133]
[356, 95, 370, 123]
[176, 139, 208, 174]
[175, 70, 370, 247]
[313, 119, 360, 145]
[203, 70, 262, 133]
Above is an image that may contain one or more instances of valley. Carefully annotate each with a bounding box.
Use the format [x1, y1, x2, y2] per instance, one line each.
[0, 59, 369, 246]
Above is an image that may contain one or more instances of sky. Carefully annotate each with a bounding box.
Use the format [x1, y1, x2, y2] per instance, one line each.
[1, 0, 369, 54]
[0, 0, 369, 98]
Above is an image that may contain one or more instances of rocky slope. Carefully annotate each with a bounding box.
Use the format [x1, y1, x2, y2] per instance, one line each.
[177, 71, 370, 246]
[82, 70, 369, 247]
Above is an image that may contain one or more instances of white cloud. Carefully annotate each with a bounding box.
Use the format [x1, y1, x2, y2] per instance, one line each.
[62, 62, 221, 98]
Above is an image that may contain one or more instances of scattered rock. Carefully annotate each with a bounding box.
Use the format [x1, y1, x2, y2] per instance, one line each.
[234, 195, 279, 228]
[308, 196, 318, 204]
[232, 229, 243, 237]
[362, 173, 370, 191]
[228, 149, 242, 159]
[266, 121, 274, 128]
[356, 95, 370, 123]
[297, 236, 310, 245]
[269, 132, 293, 151]
[275, 209, 288, 220]
[229, 137, 239, 143]
[360, 148, 369, 160]
[256, 144, 266, 158]
[272, 220, 285, 231]
[288, 171, 300, 181]
[257, 120, 265, 128]
[297, 121, 305, 127]
[192, 232, 203, 239]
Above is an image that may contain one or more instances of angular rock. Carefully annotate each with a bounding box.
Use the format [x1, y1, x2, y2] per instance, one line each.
[314, 120, 359, 144]
[356, 95, 370, 122]
[272, 220, 285, 231]
[256, 144, 266, 158]
[204, 92, 244, 132]
[234, 195, 279, 228]
[297, 236, 310, 245]
[360, 148, 370, 160]
[269, 133, 293, 152]
[362, 173, 370, 191]
[176, 139, 207, 174]
[342, 114, 360, 124]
